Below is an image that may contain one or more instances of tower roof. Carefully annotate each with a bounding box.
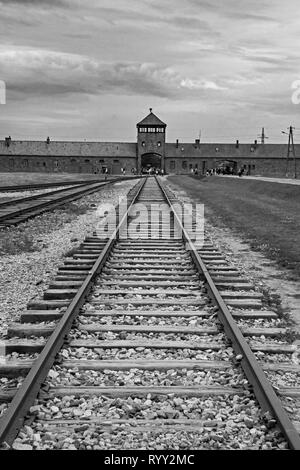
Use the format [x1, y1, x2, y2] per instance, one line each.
[137, 108, 166, 127]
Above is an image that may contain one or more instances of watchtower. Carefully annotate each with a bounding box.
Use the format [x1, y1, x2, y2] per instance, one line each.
[137, 108, 166, 172]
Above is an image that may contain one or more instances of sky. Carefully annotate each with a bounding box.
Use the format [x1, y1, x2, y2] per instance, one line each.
[0, 0, 300, 143]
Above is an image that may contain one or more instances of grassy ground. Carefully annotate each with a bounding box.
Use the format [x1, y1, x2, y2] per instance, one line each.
[167, 175, 300, 278]
[0, 172, 110, 186]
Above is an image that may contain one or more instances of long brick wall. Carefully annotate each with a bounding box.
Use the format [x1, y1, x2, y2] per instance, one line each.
[0, 139, 298, 176]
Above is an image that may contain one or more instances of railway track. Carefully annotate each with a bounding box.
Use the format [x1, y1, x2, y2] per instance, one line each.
[0, 177, 138, 228]
[0, 176, 299, 450]
[0, 180, 103, 193]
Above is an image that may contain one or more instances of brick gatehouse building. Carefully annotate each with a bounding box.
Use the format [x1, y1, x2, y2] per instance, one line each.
[0, 109, 298, 177]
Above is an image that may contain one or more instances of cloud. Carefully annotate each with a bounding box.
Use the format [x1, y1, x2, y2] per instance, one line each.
[94, 6, 216, 34]
[165, 15, 216, 32]
[0, 0, 68, 5]
[224, 75, 264, 87]
[184, 0, 277, 24]
[235, 12, 277, 22]
[180, 78, 227, 91]
[0, 47, 226, 100]
[0, 0, 73, 27]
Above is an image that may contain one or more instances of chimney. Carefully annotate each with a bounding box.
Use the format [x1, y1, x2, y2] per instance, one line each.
[176, 139, 179, 148]
[236, 140, 239, 149]
[195, 139, 200, 146]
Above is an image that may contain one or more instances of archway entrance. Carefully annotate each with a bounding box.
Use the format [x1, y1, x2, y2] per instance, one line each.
[141, 153, 162, 174]
[216, 160, 237, 175]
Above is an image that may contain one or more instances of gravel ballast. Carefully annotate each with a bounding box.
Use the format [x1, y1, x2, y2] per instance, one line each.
[0, 180, 137, 336]
[13, 394, 287, 450]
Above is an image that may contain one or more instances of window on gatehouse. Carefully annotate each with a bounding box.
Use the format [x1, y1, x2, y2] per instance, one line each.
[139, 126, 164, 133]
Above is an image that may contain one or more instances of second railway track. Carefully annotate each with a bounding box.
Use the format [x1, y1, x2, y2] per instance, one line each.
[0, 176, 299, 450]
[0, 177, 138, 228]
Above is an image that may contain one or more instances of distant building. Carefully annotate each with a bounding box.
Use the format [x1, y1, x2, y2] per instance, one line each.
[0, 109, 298, 177]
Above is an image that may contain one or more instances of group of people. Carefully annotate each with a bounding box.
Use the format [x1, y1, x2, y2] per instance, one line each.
[141, 167, 164, 175]
[102, 166, 164, 177]
[205, 168, 235, 176]
[204, 167, 245, 177]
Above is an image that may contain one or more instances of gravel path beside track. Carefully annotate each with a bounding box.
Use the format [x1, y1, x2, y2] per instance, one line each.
[0, 180, 136, 335]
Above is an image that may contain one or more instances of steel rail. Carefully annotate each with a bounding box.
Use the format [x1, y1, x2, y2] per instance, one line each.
[0, 183, 92, 209]
[156, 176, 300, 450]
[0, 177, 140, 193]
[0, 182, 107, 223]
[0, 176, 144, 225]
[0, 177, 147, 447]
[0, 180, 107, 192]
[0, 176, 142, 207]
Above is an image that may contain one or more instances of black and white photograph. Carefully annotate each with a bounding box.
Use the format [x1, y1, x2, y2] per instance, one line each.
[0, 0, 299, 455]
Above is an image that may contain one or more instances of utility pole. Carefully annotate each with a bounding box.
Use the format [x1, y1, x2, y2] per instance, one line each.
[282, 126, 297, 179]
[258, 127, 268, 145]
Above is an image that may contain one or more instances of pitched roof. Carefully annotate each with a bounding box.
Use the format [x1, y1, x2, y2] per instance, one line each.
[137, 110, 166, 127]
